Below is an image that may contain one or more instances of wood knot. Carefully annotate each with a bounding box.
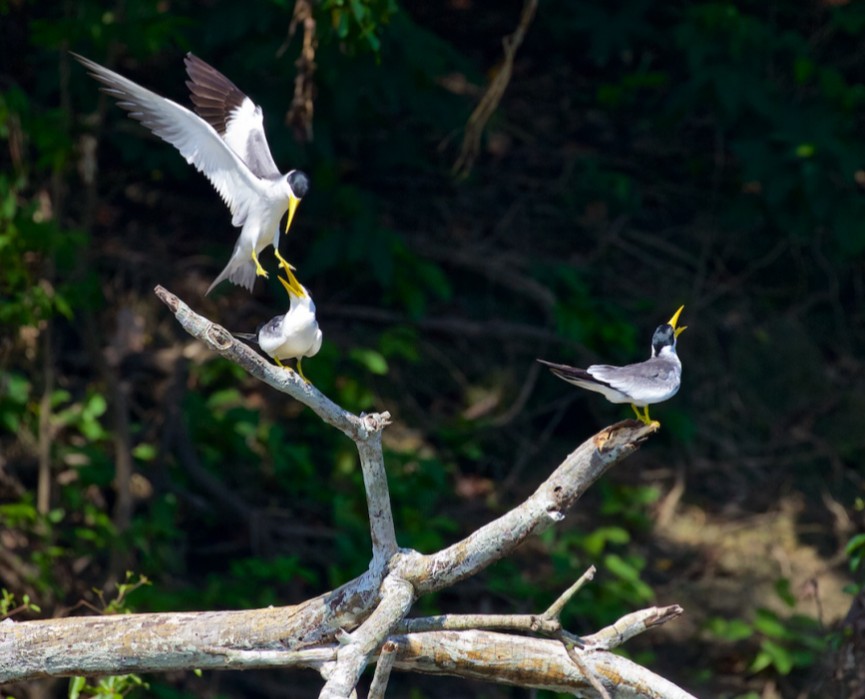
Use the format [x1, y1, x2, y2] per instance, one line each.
[206, 324, 234, 350]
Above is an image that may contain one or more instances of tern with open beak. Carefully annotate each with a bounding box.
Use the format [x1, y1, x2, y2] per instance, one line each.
[235, 263, 322, 382]
[73, 52, 309, 295]
[538, 306, 687, 425]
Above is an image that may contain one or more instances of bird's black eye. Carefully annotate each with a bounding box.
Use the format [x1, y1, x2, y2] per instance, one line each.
[287, 170, 310, 198]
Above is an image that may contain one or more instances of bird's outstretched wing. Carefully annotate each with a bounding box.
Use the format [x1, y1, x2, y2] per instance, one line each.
[184, 54, 280, 180]
[73, 53, 260, 228]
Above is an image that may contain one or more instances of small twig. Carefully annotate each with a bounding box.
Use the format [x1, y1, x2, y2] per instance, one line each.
[452, 0, 539, 178]
[398, 613, 559, 636]
[200, 646, 335, 669]
[543, 565, 596, 621]
[582, 605, 684, 651]
[563, 644, 612, 699]
[283, 0, 317, 142]
[368, 641, 397, 699]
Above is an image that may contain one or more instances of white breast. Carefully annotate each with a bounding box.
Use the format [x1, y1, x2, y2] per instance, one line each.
[259, 296, 322, 361]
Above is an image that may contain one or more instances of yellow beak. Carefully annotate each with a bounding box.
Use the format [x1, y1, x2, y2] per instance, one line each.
[278, 272, 306, 299]
[668, 305, 687, 338]
[285, 194, 301, 235]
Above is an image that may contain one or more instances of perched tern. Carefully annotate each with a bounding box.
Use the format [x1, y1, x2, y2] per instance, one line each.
[235, 263, 322, 381]
[538, 306, 686, 425]
[72, 52, 309, 295]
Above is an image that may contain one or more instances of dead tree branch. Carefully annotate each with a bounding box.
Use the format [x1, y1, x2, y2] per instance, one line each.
[0, 287, 694, 699]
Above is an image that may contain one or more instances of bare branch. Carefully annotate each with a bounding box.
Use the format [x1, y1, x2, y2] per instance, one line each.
[582, 605, 685, 651]
[155, 286, 360, 440]
[368, 641, 397, 699]
[408, 422, 657, 592]
[399, 613, 560, 635]
[321, 575, 414, 698]
[0, 601, 350, 682]
[544, 565, 596, 620]
[390, 630, 698, 699]
[356, 416, 398, 571]
[0, 290, 693, 699]
[154, 286, 398, 563]
[452, 0, 539, 178]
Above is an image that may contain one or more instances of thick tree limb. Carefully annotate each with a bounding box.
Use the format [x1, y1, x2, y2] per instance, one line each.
[390, 630, 697, 698]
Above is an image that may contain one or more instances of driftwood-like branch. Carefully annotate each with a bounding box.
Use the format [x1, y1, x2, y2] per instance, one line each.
[390, 630, 696, 698]
[0, 288, 695, 699]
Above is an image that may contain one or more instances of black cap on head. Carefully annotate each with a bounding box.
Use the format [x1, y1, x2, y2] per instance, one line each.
[651, 324, 676, 356]
[287, 170, 310, 198]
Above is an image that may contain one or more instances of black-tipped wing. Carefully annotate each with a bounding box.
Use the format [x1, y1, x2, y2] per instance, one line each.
[537, 358, 601, 386]
[184, 54, 280, 180]
[73, 53, 261, 228]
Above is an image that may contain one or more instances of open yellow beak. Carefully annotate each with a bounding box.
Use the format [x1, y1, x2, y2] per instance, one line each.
[668, 305, 687, 338]
[285, 194, 301, 235]
[278, 272, 306, 299]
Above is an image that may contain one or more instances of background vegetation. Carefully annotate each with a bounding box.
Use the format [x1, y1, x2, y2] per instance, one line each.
[2, 0, 864, 696]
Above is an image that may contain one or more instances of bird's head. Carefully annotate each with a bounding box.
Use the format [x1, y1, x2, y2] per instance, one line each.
[651, 305, 686, 356]
[284, 170, 310, 235]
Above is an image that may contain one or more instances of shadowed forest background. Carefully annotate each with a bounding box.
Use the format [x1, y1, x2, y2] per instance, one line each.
[2, 0, 865, 697]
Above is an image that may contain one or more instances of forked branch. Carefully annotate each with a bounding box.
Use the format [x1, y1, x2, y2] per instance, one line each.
[0, 287, 694, 699]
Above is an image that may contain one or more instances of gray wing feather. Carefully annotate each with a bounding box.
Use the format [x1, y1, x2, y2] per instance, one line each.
[588, 359, 677, 395]
[185, 54, 281, 180]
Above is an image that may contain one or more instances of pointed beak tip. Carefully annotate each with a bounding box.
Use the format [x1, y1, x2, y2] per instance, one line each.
[668, 305, 685, 329]
[285, 195, 301, 234]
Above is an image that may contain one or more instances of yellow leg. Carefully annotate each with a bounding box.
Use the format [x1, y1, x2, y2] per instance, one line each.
[274, 248, 306, 298]
[296, 358, 310, 383]
[251, 249, 268, 278]
[631, 404, 653, 425]
[274, 248, 295, 273]
[274, 357, 286, 368]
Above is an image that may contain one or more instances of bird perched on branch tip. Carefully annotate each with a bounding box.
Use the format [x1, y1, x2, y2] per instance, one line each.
[234, 261, 322, 382]
[538, 306, 687, 426]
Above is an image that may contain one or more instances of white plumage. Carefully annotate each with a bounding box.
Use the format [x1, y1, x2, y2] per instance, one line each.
[73, 53, 309, 294]
[236, 272, 322, 381]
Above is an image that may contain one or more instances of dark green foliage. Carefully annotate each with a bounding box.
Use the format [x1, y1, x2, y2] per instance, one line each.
[2, 0, 864, 697]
